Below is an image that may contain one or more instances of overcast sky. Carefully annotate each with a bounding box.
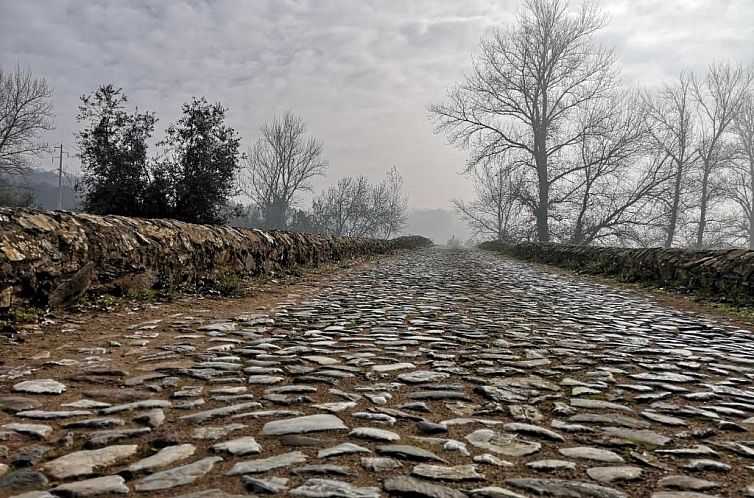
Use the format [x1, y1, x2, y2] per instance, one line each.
[2, 0, 753, 209]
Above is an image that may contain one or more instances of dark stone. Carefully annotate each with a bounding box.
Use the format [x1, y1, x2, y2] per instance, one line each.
[0, 396, 41, 414]
[0, 470, 49, 492]
[416, 421, 448, 435]
[280, 434, 327, 447]
[12, 445, 51, 467]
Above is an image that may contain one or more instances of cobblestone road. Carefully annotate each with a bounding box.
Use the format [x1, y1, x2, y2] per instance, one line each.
[1, 248, 753, 498]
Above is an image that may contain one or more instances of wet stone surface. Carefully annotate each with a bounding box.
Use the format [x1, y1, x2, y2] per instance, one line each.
[1, 247, 754, 497]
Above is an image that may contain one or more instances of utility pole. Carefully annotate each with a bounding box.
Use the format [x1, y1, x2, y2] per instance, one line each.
[57, 143, 63, 210]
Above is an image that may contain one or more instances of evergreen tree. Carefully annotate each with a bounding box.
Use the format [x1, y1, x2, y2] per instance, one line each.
[154, 98, 241, 224]
[76, 85, 155, 216]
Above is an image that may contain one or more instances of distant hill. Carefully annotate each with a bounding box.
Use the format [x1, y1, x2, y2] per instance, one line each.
[401, 208, 472, 245]
[3, 169, 79, 210]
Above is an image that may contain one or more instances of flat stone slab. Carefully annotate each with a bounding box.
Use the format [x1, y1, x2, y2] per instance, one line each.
[350, 427, 400, 442]
[506, 478, 627, 498]
[2, 423, 53, 439]
[466, 429, 541, 457]
[211, 436, 262, 456]
[41, 445, 139, 479]
[134, 456, 223, 492]
[126, 444, 197, 474]
[290, 478, 381, 498]
[0, 397, 41, 413]
[52, 475, 129, 496]
[559, 447, 625, 463]
[375, 445, 446, 463]
[319, 443, 372, 458]
[12, 380, 66, 395]
[226, 451, 307, 475]
[261, 414, 348, 436]
[411, 463, 486, 481]
[586, 466, 643, 483]
[383, 475, 467, 498]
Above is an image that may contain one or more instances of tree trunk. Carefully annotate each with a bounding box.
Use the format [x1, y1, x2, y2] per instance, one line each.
[665, 161, 683, 249]
[534, 128, 549, 243]
[696, 161, 710, 249]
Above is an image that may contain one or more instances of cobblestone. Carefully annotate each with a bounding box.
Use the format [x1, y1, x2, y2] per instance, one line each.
[1, 248, 754, 496]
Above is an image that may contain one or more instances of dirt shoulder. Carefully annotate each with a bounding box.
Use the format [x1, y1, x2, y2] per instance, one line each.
[0, 252, 392, 359]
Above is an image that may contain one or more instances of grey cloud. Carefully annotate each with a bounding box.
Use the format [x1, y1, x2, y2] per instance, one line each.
[1, 0, 753, 209]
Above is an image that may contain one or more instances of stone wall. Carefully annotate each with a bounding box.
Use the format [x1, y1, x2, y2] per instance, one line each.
[479, 241, 754, 305]
[0, 208, 432, 308]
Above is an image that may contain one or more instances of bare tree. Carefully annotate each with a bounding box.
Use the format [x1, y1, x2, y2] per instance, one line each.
[0, 64, 54, 175]
[644, 71, 697, 248]
[243, 110, 328, 229]
[559, 92, 669, 245]
[312, 167, 408, 238]
[728, 93, 754, 248]
[691, 61, 752, 248]
[453, 157, 533, 242]
[429, 0, 617, 242]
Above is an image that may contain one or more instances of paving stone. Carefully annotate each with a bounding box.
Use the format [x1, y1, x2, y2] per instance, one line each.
[126, 444, 197, 474]
[559, 447, 625, 463]
[291, 478, 381, 498]
[211, 436, 262, 456]
[376, 445, 447, 462]
[51, 475, 129, 496]
[319, 442, 372, 458]
[134, 456, 223, 491]
[0, 471, 49, 493]
[12, 446, 51, 467]
[192, 423, 247, 440]
[361, 457, 403, 471]
[465, 429, 541, 457]
[382, 475, 467, 498]
[473, 454, 514, 467]
[657, 475, 721, 491]
[2, 423, 52, 439]
[0, 397, 41, 413]
[506, 478, 627, 498]
[40, 444, 138, 479]
[261, 414, 348, 436]
[504, 422, 565, 442]
[243, 476, 289, 494]
[412, 463, 486, 481]
[468, 487, 528, 498]
[349, 427, 400, 442]
[292, 464, 354, 476]
[226, 451, 307, 475]
[526, 460, 577, 471]
[12, 379, 66, 395]
[682, 459, 731, 472]
[586, 466, 643, 483]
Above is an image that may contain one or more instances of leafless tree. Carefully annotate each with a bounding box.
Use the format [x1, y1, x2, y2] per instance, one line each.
[453, 157, 534, 242]
[0, 64, 54, 175]
[558, 92, 669, 245]
[728, 93, 754, 248]
[429, 0, 617, 242]
[643, 72, 697, 248]
[312, 167, 407, 238]
[242, 110, 328, 229]
[691, 61, 752, 248]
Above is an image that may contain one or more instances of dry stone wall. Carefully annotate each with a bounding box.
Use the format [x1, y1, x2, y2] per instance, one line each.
[479, 240, 754, 305]
[0, 208, 432, 308]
